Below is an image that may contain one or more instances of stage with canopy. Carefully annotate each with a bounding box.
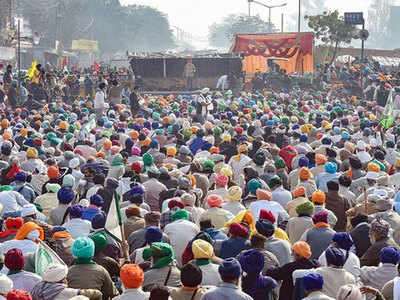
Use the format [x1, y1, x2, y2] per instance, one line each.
[230, 32, 314, 74]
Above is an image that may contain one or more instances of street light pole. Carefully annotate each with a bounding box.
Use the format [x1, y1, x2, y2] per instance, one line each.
[251, 0, 287, 29]
[17, 18, 20, 76]
[281, 13, 284, 32]
[298, 0, 301, 32]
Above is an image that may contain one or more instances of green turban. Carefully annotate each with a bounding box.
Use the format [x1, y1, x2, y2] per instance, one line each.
[295, 201, 315, 216]
[90, 232, 107, 253]
[171, 209, 189, 221]
[274, 158, 286, 169]
[142, 242, 174, 269]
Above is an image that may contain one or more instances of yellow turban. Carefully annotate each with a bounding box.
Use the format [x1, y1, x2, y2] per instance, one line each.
[192, 239, 213, 259]
[26, 147, 38, 159]
[220, 167, 233, 179]
[227, 186, 242, 202]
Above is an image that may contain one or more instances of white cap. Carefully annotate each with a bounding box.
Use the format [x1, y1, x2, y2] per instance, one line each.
[366, 171, 378, 180]
[357, 140, 366, 151]
[201, 87, 210, 94]
[374, 189, 388, 198]
[21, 204, 36, 217]
[0, 274, 13, 295]
[42, 263, 68, 283]
[69, 157, 80, 169]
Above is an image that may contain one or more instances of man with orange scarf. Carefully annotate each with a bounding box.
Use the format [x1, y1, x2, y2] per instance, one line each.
[0, 221, 44, 256]
[299, 211, 336, 260]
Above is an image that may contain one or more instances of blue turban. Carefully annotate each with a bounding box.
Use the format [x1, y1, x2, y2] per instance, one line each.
[68, 205, 83, 218]
[145, 226, 163, 244]
[90, 194, 104, 207]
[125, 138, 134, 149]
[255, 220, 275, 237]
[302, 273, 324, 291]
[149, 140, 159, 149]
[333, 232, 353, 251]
[219, 258, 242, 279]
[72, 237, 95, 259]
[325, 162, 338, 174]
[13, 172, 27, 182]
[298, 156, 309, 168]
[128, 185, 145, 200]
[91, 211, 107, 229]
[380, 247, 400, 264]
[51, 226, 67, 235]
[342, 131, 350, 140]
[300, 134, 308, 143]
[57, 187, 75, 204]
[239, 249, 265, 274]
[325, 247, 345, 267]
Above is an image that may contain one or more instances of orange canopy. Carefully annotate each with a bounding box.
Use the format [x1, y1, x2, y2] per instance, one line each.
[230, 32, 314, 74]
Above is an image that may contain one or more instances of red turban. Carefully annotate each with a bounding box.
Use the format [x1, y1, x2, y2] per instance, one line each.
[259, 209, 276, 223]
[229, 223, 249, 238]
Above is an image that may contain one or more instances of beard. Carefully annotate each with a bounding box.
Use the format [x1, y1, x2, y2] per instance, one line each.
[369, 235, 376, 244]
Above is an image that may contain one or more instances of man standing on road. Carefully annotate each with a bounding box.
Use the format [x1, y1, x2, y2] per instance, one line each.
[130, 86, 141, 116]
[183, 58, 196, 91]
[94, 82, 106, 120]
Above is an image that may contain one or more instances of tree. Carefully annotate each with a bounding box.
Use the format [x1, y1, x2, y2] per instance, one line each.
[305, 10, 355, 65]
[15, 0, 175, 54]
[208, 14, 277, 49]
[367, 0, 393, 49]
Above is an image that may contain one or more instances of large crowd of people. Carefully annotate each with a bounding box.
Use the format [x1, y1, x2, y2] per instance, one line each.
[0, 58, 399, 300]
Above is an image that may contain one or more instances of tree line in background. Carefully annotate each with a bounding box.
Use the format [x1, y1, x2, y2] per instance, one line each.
[15, 0, 176, 54]
[208, 15, 277, 48]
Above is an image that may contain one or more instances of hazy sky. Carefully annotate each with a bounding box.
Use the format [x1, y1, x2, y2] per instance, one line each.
[121, 0, 372, 37]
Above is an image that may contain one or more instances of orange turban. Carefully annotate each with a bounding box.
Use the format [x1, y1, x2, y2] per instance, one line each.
[292, 241, 312, 259]
[209, 146, 220, 154]
[131, 130, 139, 139]
[96, 152, 106, 159]
[15, 221, 44, 242]
[47, 166, 59, 179]
[207, 195, 222, 208]
[166, 147, 177, 157]
[256, 189, 272, 201]
[367, 162, 380, 173]
[293, 186, 306, 198]
[315, 154, 327, 165]
[312, 190, 326, 204]
[120, 264, 144, 288]
[103, 139, 112, 150]
[299, 167, 311, 180]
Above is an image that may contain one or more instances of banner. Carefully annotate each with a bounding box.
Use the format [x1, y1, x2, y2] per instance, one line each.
[71, 39, 99, 52]
[105, 191, 122, 241]
[35, 241, 66, 276]
[381, 89, 394, 129]
[26, 60, 38, 79]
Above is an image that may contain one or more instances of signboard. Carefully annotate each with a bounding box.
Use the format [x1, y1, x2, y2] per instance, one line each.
[345, 12, 364, 25]
[71, 39, 99, 51]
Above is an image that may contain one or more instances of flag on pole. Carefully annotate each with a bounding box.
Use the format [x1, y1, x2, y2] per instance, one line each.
[105, 191, 122, 241]
[26, 60, 38, 78]
[93, 61, 100, 72]
[380, 89, 395, 129]
[35, 241, 66, 276]
[61, 57, 67, 68]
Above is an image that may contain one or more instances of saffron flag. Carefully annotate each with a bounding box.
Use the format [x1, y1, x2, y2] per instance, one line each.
[380, 89, 394, 129]
[61, 57, 67, 68]
[26, 60, 38, 78]
[93, 61, 100, 72]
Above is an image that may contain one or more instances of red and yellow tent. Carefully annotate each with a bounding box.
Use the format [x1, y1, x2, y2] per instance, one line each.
[230, 32, 314, 74]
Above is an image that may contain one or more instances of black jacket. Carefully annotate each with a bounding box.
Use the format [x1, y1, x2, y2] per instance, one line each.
[265, 258, 319, 300]
[350, 223, 372, 258]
